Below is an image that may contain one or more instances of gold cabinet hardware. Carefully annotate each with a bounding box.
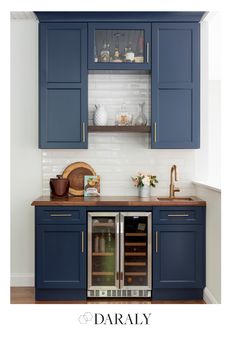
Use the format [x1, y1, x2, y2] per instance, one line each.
[168, 214, 189, 217]
[156, 231, 158, 253]
[50, 214, 72, 217]
[154, 122, 157, 143]
[146, 42, 150, 63]
[81, 231, 84, 253]
[82, 122, 86, 143]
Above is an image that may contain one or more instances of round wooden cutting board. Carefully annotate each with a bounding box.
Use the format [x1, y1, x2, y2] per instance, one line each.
[62, 162, 96, 196]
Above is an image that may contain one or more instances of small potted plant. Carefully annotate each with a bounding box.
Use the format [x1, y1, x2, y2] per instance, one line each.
[132, 172, 158, 197]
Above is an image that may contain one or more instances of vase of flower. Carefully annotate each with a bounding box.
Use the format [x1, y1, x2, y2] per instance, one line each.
[132, 172, 158, 198]
[139, 185, 151, 198]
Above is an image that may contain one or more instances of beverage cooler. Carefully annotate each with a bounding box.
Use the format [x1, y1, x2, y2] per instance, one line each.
[88, 212, 152, 297]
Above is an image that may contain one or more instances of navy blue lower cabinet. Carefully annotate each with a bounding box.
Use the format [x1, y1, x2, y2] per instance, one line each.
[152, 224, 205, 300]
[35, 224, 86, 300]
[151, 23, 200, 149]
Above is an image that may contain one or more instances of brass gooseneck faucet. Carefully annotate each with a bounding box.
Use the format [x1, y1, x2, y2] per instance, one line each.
[169, 165, 180, 199]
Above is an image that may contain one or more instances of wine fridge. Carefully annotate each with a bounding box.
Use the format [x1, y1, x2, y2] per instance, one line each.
[88, 212, 152, 297]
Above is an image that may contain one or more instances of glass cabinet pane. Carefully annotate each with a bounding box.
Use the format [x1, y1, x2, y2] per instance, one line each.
[94, 30, 145, 64]
[90, 216, 116, 287]
[123, 216, 148, 286]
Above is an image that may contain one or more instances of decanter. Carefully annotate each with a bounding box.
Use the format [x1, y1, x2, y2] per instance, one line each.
[135, 102, 147, 126]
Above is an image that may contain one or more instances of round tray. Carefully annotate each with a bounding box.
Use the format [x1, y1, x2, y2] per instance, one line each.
[62, 162, 96, 196]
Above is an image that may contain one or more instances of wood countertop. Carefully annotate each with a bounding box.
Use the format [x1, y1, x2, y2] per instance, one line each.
[31, 195, 206, 206]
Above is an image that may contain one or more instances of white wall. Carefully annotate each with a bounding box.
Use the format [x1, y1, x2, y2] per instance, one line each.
[194, 184, 221, 304]
[11, 19, 41, 285]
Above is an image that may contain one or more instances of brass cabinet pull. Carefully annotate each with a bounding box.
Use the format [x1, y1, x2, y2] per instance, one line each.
[50, 214, 72, 217]
[81, 231, 84, 253]
[82, 122, 86, 143]
[146, 42, 150, 63]
[154, 122, 157, 143]
[168, 214, 189, 217]
[156, 231, 158, 253]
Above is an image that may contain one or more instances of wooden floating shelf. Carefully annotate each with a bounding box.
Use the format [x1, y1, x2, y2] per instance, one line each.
[125, 262, 146, 266]
[125, 233, 147, 237]
[125, 272, 147, 276]
[125, 252, 146, 256]
[88, 126, 151, 133]
[92, 272, 114, 276]
[92, 252, 114, 256]
[125, 242, 146, 246]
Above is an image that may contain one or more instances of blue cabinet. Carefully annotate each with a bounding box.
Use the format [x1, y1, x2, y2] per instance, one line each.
[88, 23, 151, 70]
[152, 207, 205, 300]
[35, 207, 87, 300]
[151, 23, 200, 149]
[39, 23, 88, 149]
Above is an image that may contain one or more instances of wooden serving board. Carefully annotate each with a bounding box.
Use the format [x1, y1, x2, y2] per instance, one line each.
[62, 162, 96, 196]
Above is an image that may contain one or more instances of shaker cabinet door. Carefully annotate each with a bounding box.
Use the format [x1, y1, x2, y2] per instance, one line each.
[36, 225, 86, 289]
[39, 23, 88, 148]
[151, 23, 200, 149]
[152, 225, 205, 288]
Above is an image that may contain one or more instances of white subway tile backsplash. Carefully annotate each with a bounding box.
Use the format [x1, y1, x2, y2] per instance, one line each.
[41, 73, 195, 196]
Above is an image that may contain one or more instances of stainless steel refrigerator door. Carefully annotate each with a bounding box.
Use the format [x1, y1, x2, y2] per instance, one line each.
[120, 212, 152, 290]
[88, 212, 120, 290]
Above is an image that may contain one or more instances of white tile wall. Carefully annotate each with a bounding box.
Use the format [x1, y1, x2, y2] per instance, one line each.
[42, 73, 196, 196]
[88, 72, 151, 126]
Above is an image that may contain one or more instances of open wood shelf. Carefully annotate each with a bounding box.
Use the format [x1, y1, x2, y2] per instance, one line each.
[88, 126, 151, 133]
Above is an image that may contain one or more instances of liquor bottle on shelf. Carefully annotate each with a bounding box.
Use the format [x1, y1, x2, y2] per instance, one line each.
[106, 229, 113, 252]
[135, 35, 144, 63]
[100, 231, 106, 253]
[100, 42, 110, 62]
[125, 42, 135, 62]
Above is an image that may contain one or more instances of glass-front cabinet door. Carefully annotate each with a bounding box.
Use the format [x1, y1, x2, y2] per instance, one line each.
[88, 212, 119, 290]
[88, 23, 151, 70]
[120, 212, 152, 290]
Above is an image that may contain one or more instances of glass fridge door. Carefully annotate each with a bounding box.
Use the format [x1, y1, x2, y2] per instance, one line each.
[120, 212, 152, 290]
[88, 212, 119, 290]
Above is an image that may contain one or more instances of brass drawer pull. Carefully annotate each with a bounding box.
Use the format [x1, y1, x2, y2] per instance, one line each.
[146, 42, 150, 63]
[156, 231, 158, 253]
[81, 231, 84, 253]
[168, 214, 189, 217]
[50, 214, 72, 217]
[82, 122, 86, 143]
[154, 123, 157, 143]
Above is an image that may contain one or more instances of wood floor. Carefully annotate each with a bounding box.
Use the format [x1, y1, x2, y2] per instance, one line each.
[11, 287, 205, 304]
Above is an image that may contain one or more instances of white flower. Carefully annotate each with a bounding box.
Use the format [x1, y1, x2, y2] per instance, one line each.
[142, 176, 150, 186]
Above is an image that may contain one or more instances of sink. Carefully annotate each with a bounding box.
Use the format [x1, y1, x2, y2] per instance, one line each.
[157, 197, 194, 201]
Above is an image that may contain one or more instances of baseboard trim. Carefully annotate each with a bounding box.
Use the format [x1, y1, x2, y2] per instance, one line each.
[203, 287, 219, 304]
[11, 273, 34, 287]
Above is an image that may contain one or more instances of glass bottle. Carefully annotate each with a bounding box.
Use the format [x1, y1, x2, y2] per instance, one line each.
[106, 229, 113, 252]
[135, 102, 147, 126]
[125, 42, 135, 62]
[99, 231, 106, 253]
[100, 42, 110, 62]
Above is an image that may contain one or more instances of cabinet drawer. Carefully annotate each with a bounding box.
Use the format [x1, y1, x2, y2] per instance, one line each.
[153, 207, 203, 224]
[36, 207, 86, 224]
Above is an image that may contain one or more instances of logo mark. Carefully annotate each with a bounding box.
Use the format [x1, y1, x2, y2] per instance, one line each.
[78, 312, 93, 324]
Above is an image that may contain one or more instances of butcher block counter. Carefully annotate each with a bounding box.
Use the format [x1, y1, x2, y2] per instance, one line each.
[32, 195, 206, 207]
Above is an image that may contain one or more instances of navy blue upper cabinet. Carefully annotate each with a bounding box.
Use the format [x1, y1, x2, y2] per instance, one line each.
[151, 23, 200, 149]
[39, 23, 88, 149]
[88, 23, 151, 70]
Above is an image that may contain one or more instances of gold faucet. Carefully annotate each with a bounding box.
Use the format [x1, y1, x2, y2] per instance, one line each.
[169, 165, 180, 199]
